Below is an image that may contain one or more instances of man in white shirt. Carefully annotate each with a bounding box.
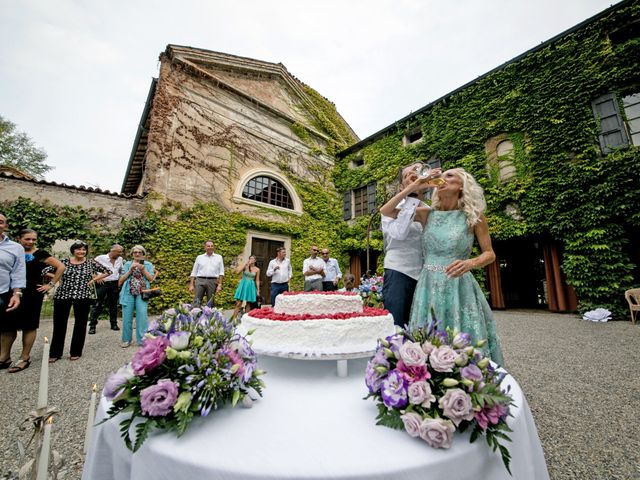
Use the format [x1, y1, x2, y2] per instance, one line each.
[0, 213, 26, 369]
[266, 247, 292, 304]
[378, 163, 436, 327]
[89, 244, 124, 334]
[302, 245, 325, 292]
[320, 248, 342, 291]
[189, 240, 224, 307]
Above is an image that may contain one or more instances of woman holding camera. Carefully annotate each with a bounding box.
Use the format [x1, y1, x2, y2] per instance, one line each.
[118, 245, 155, 347]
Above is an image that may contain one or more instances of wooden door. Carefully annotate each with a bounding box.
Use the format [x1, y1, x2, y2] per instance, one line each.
[251, 238, 285, 305]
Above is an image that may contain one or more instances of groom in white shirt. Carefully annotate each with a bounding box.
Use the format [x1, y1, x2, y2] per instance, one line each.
[266, 247, 292, 304]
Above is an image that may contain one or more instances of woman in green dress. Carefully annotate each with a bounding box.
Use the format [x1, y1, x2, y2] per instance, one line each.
[408, 168, 504, 365]
[231, 255, 260, 320]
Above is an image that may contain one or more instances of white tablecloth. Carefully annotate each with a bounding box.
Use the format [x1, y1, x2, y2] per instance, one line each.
[83, 356, 549, 480]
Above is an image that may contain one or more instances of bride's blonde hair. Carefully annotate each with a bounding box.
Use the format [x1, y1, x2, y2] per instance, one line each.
[431, 168, 486, 228]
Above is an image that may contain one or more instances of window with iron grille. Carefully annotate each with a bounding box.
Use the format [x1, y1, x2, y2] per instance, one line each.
[242, 176, 294, 210]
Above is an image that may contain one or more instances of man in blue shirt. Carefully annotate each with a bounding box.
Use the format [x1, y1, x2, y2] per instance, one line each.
[0, 213, 27, 369]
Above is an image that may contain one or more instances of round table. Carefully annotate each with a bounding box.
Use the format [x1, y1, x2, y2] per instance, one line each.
[83, 356, 549, 480]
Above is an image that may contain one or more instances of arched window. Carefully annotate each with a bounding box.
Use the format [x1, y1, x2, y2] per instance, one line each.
[242, 176, 294, 210]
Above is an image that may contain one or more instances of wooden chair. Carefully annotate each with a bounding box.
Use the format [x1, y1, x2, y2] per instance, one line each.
[624, 288, 640, 324]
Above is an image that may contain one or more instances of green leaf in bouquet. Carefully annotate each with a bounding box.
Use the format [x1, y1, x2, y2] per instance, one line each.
[133, 419, 155, 452]
[375, 404, 404, 430]
[176, 411, 194, 436]
[469, 426, 481, 443]
[231, 389, 241, 407]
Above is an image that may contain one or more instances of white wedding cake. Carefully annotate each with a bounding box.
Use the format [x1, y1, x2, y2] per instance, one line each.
[238, 291, 395, 356]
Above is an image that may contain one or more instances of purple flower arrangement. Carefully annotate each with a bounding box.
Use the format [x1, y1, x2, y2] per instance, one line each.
[102, 305, 265, 451]
[365, 323, 514, 473]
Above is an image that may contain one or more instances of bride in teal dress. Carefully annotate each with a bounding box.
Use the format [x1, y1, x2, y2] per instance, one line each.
[408, 168, 504, 365]
[231, 255, 261, 321]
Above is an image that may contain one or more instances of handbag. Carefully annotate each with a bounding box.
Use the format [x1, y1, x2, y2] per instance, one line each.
[141, 288, 162, 301]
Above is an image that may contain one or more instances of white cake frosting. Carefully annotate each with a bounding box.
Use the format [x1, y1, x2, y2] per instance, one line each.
[273, 292, 363, 315]
[239, 292, 395, 356]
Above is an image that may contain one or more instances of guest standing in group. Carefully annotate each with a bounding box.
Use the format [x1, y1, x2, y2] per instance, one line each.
[0, 213, 26, 370]
[118, 245, 155, 348]
[408, 168, 504, 364]
[378, 162, 432, 327]
[302, 245, 325, 292]
[189, 240, 224, 307]
[338, 273, 358, 293]
[1, 229, 64, 372]
[49, 241, 110, 363]
[88, 244, 124, 334]
[320, 248, 342, 292]
[230, 255, 260, 320]
[266, 247, 292, 305]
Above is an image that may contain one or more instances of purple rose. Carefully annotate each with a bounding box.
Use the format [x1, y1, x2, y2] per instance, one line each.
[132, 336, 170, 375]
[400, 412, 423, 437]
[461, 364, 483, 382]
[407, 381, 436, 408]
[452, 332, 472, 349]
[103, 364, 134, 400]
[418, 418, 456, 449]
[140, 379, 179, 417]
[380, 371, 408, 408]
[439, 388, 475, 426]
[399, 341, 427, 366]
[429, 345, 458, 373]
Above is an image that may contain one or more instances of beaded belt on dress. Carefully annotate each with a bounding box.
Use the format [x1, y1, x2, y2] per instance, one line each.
[423, 263, 447, 272]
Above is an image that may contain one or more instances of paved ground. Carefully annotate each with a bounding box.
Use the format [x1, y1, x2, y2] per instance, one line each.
[0, 310, 639, 480]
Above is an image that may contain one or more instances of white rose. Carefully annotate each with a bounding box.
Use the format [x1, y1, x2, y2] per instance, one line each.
[408, 381, 436, 408]
[399, 341, 427, 366]
[400, 412, 423, 437]
[169, 331, 191, 350]
[429, 345, 458, 373]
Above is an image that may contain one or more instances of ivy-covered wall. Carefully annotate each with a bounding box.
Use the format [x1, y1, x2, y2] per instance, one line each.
[333, 1, 640, 318]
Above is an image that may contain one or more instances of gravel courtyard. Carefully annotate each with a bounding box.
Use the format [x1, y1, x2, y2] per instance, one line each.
[0, 310, 639, 480]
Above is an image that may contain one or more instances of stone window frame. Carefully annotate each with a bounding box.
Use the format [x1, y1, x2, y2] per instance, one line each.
[402, 127, 423, 146]
[233, 168, 303, 215]
[485, 134, 517, 183]
[343, 181, 377, 220]
[350, 155, 365, 169]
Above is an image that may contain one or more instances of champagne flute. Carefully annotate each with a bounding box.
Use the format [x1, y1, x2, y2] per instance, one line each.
[414, 164, 446, 186]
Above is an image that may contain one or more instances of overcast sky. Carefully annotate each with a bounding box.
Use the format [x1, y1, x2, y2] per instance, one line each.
[0, 0, 620, 192]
